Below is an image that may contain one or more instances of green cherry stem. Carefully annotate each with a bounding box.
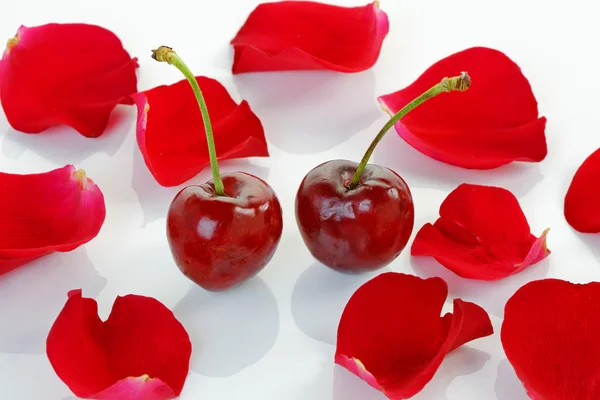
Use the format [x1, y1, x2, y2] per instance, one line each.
[348, 72, 472, 190]
[152, 45, 225, 196]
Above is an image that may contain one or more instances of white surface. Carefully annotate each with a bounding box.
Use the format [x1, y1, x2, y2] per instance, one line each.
[0, 0, 597, 399]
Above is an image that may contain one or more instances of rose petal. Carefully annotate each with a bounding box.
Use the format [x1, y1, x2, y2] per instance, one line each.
[411, 184, 550, 281]
[230, 1, 389, 73]
[0, 165, 106, 276]
[564, 148, 600, 233]
[378, 47, 547, 169]
[0, 23, 138, 137]
[131, 76, 268, 187]
[92, 376, 176, 400]
[335, 272, 492, 398]
[46, 289, 192, 400]
[501, 279, 600, 399]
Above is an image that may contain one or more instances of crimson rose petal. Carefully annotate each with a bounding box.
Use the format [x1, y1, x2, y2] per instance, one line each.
[501, 279, 600, 399]
[0, 23, 138, 137]
[335, 272, 492, 399]
[564, 148, 600, 233]
[230, 1, 389, 73]
[411, 184, 550, 281]
[0, 165, 106, 276]
[47, 290, 192, 400]
[378, 47, 547, 169]
[131, 76, 268, 187]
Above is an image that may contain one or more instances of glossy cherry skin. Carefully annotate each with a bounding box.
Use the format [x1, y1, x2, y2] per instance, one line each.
[167, 172, 283, 291]
[295, 160, 414, 273]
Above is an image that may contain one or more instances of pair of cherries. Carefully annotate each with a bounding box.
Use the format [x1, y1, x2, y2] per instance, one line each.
[156, 46, 471, 291]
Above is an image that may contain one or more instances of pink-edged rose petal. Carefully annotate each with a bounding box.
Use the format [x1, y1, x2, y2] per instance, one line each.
[378, 47, 547, 169]
[0, 165, 105, 276]
[335, 272, 493, 398]
[0, 23, 138, 137]
[231, 1, 389, 73]
[46, 290, 192, 400]
[131, 76, 268, 187]
[411, 184, 550, 281]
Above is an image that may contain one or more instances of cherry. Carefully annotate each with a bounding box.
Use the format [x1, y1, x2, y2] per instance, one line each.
[295, 72, 471, 272]
[296, 160, 413, 273]
[167, 172, 283, 291]
[153, 46, 283, 291]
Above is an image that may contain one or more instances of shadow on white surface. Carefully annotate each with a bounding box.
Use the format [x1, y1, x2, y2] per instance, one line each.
[91, 231, 192, 307]
[1, 105, 134, 165]
[0, 249, 107, 354]
[131, 149, 271, 227]
[494, 359, 529, 400]
[130, 148, 179, 227]
[291, 263, 389, 345]
[0, 353, 72, 400]
[410, 256, 550, 318]
[232, 70, 379, 154]
[413, 347, 491, 400]
[577, 233, 600, 266]
[173, 277, 279, 378]
[332, 365, 387, 400]
[373, 132, 544, 198]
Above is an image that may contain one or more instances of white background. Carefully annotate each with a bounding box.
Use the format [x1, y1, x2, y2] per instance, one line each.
[0, 0, 597, 399]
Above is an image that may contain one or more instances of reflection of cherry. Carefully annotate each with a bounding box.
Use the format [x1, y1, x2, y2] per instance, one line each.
[296, 73, 471, 273]
[153, 46, 283, 291]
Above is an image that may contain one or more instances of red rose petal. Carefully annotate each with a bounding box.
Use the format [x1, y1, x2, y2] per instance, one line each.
[0, 165, 106, 276]
[564, 148, 600, 233]
[411, 184, 550, 281]
[46, 289, 192, 400]
[335, 272, 492, 399]
[92, 376, 176, 400]
[501, 279, 600, 399]
[0, 23, 138, 137]
[377, 47, 547, 169]
[131, 76, 268, 187]
[230, 1, 389, 73]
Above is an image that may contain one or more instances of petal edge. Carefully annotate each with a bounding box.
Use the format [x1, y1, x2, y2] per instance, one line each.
[230, 1, 389, 73]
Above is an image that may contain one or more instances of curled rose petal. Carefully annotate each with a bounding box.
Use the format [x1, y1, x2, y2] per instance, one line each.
[230, 1, 389, 73]
[131, 76, 268, 187]
[47, 289, 192, 400]
[411, 184, 549, 281]
[378, 47, 547, 169]
[501, 279, 600, 399]
[0, 165, 106, 276]
[564, 148, 600, 233]
[335, 272, 492, 398]
[0, 23, 138, 137]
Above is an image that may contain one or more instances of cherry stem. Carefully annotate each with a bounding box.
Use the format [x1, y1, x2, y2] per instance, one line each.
[348, 72, 472, 190]
[152, 45, 225, 196]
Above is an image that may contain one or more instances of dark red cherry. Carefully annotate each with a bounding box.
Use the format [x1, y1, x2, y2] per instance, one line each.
[167, 172, 283, 291]
[295, 160, 414, 273]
